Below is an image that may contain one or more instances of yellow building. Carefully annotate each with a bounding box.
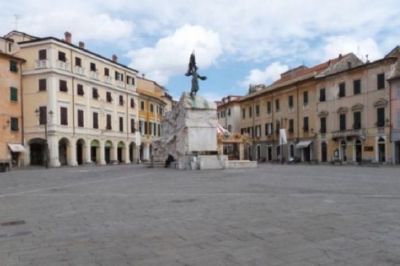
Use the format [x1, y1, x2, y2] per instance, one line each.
[136, 77, 172, 161]
[315, 53, 398, 163]
[236, 55, 349, 162]
[6, 31, 141, 167]
[0, 50, 25, 169]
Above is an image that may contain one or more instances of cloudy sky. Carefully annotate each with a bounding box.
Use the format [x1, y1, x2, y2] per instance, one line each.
[1, 0, 400, 100]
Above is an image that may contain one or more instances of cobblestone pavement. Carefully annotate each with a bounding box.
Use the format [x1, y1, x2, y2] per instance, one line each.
[1, 164, 400, 266]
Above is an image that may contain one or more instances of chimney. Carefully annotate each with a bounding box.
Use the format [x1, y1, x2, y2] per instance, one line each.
[64, 31, 72, 43]
[112, 54, 118, 62]
[339, 53, 343, 59]
[78, 41, 85, 49]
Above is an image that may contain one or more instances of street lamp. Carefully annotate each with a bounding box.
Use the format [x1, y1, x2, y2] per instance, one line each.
[35, 108, 53, 168]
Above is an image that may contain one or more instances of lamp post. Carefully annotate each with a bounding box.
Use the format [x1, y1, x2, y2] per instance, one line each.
[35, 108, 53, 168]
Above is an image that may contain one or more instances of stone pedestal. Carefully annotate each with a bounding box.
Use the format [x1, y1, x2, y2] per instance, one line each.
[153, 92, 225, 170]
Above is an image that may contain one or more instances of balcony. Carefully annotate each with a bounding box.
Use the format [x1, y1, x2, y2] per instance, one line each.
[36, 59, 50, 69]
[73, 66, 85, 76]
[56, 60, 70, 71]
[104, 76, 113, 84]
[332, 128, 366, 140]
[127, 84, 135, 91]
[89, 71, 99, 80]
[116, 80, 125, 88]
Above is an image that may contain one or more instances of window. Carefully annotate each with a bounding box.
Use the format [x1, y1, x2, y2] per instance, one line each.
[39, 79, 47, 91]
[115, 71, 120, 80]
[75, 57, 81, 67]
[130, 98, 135, 108]
[153, 123, 157, 136]
[339, 113, 346, 131]
[59, 80, 68, 92]
[249, 106, 252, 117]
[104, 68, 109, 76]
[150, 104, 154, 113]
[9, 60, 18, 72]
[139, 120, 143, 134]
[10, 87, 18, 102]
[141, 101, 145, 111]
[149, 122, 153, 135]
[288, 119, 294, 133]
[131, 118, 136, 133]
[158, 124, 161, 136]
[58, 51, 66, 62]
[320, 117, 326, 133]
[144, 121, 148, 135]
[275, 99, 280, 111]
[377, 73, 385, 90]
[38, 49, 47, 60]
[288, 95, 294, 108]
[77, 84, 84, 96]
[106, 114, 112, 130]
[10, 117, 18, 131]
[119, 117, 124, 132]
[276, 121, 280, 134]
[242, 108, 245, 119]
[39, 106, 47, 125]
[93, 112, 99, 129]
[90, 62, 96, 72]
[377, 108, 385, 127]
[228, 108, 231, 116]
[339, 82, 346, 97]
[267, 101, 271, 114]
[353, 112, 361, 129]
[60, 107, 68, 125]
[92, 88, 99, 99]
[353, 79, 361, 95]
[121, 73, 124, 81]
[303, 91, 308, 105]
[319, 88, 326, 102]
[106, 92, 113, 103]
[255, 105, 260, 116]
[119, 95, 124, 106]
[77, 110, 84, 127]
[303, 117, 309, 132]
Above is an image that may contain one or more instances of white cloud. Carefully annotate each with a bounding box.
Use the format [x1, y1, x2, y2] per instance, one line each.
[242, 62, 289, 87]
[322, 36, 383, 62]
[128, 25, 222, 84]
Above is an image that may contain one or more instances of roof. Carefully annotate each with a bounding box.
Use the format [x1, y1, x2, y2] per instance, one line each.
[239, 54, 348, 102]
[385, 45, 400, 58]
[0, 52, 26, 62]
[217, 95, 242, 107]
[18, 36, 138, 73]
[4, 30, 38, 40]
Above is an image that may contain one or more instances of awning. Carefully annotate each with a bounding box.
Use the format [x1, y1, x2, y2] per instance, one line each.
[296, 140, 312, 149]
[8, 144, 25, 153]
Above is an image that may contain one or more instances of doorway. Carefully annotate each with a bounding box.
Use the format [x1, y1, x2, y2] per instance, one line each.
[355, 139, 362, 163]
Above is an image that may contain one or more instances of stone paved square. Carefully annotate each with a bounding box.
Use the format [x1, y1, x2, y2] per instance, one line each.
[1, 164, 400, 266]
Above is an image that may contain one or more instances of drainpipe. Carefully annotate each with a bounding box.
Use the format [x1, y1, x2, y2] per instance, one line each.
[70, 49, 75, 137]
[20, 60, 25, 166]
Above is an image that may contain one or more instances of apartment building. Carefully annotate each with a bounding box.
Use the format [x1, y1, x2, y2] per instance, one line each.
[136, 77, 172, 161]
[217, 95, 242, 134]
[0, 49, 25, 168]
[238, 55, 348, 162]
[388, 46, 400, 164]
[6, 31, 141, 167]
[315, 53, 397, 164]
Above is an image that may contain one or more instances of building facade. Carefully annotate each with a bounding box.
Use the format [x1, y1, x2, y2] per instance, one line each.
[8, 31, 141, 167]
[315, 55, 396, 164]
[388, 47, 400, 164]
[136, 77, 172, 161]
[217, 95, 242, 134]
[0, 50, 25, 168]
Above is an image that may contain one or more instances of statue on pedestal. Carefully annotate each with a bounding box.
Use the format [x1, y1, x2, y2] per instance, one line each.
[185, 51, 207, 98]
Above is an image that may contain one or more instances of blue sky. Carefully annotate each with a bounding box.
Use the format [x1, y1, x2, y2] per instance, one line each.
[1, 0, 400, 101]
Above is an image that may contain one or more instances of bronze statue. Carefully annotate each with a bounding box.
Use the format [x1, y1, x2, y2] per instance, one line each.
[185, 52, 207, 97]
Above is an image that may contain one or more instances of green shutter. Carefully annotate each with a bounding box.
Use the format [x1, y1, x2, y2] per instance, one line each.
[10, 87, 18, 101]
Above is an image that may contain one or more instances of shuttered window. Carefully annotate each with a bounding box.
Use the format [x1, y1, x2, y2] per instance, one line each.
[78, 110, 84, 127]
[39, 79, 47, 91]
[10, 87, 18, 101]
[60, 107, 68, 125]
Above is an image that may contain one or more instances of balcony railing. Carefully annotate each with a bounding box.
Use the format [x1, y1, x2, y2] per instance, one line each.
[36, 59, 50, 69]
[332, 128, 366, 139]
[116, 80, 125, 88]
[104, 76, 113, 84]
[89, 71, 99, 80]
[56, 60, 70, 71]
[73, 66, 85, 76]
